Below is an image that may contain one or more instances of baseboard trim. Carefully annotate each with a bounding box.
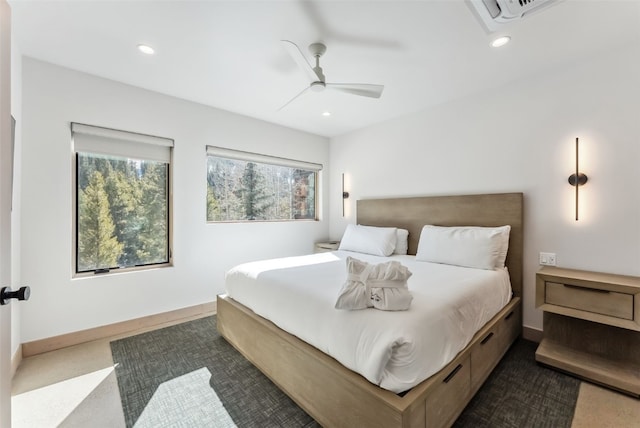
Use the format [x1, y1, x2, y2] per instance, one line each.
[22, 301, 216, 357]
[11, 345, 22, 379]
[523, 325, 543, 343]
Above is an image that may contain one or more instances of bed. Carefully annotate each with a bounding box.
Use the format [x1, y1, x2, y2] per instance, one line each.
[217, 192, 523, 428]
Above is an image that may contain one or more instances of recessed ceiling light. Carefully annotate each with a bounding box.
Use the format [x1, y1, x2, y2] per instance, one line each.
[137, 44, 155, 55]
[322, 111, 331, 117]
[491, 36, 511, 48]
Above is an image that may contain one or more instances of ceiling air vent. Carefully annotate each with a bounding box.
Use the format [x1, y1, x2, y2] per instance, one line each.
[467, 0, 560, 32]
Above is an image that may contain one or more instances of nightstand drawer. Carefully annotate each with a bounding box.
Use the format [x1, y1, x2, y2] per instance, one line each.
[545, 281, 634, 320]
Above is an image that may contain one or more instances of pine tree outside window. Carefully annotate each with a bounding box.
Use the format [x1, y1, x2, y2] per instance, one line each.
[206, 146, 322, 222]
[72, 123, 173, 275]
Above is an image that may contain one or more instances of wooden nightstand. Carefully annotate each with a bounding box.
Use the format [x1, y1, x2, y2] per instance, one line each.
[535, 266, 640, 397]
[314, 241, 340, 253]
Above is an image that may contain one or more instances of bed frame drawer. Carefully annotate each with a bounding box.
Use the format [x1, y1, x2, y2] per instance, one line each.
[471, 327, 500, 390]
[425, 354, 471, 428]
[498, 303, 522, 351]
[545, 281, 633, 320]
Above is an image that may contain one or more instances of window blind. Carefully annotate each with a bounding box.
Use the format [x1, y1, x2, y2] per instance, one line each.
[71, 123, 174, 163]
[206, 145, 322, 172]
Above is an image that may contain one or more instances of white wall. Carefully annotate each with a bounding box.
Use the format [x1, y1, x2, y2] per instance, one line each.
[10, 22, 21, 358]
[329, 42, 640, 332]
[20, 58, 329, 342]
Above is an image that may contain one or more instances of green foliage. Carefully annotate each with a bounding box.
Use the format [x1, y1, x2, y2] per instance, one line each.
[206, 156, 316, 222]
[240, 162, 273, 220]
[77, 153, 169, 272]
[78, 171, 123, 270]
[136, 163, 168, 264]
[207, 157, 242, 221]
[104, 167, 140, 266]
[206, 186, 221, 221]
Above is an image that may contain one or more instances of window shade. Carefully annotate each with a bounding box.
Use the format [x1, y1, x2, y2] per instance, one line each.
[206, 145, 323, 172]
[72, 123, 174, 163]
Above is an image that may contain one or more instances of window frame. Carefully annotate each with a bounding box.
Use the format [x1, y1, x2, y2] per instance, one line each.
[71, 123, 174, 278]
[205, 146, 322, 223]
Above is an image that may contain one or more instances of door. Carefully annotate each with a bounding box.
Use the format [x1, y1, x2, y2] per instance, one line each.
[0, 0, 12, 426]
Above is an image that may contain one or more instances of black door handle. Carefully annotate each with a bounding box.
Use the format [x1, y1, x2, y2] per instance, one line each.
[1, 286, 30, 305]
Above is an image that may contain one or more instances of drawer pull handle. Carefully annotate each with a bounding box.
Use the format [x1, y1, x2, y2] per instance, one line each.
[505, 311, 514, 320]
[443, 364, 463, 383]
[563, 284, 610, 294]
[481, 332, 494, 345]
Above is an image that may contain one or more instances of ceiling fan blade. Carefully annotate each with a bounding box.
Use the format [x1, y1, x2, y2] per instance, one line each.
[325, 83, 384, 98]
[281, 40, 321, 83]
[277, 86, 311, 111]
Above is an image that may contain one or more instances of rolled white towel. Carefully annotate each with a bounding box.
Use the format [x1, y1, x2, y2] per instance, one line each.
[335, 257, 413, 311]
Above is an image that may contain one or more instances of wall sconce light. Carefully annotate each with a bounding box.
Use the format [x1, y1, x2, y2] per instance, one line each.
[568, 137, 588, 221]
[342, 173, 349, 217]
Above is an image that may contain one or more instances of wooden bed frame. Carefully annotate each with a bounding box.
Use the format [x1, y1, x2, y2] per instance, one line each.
[218, 192, 523, 428]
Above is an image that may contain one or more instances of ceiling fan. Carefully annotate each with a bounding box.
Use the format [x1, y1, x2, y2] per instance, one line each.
[279, 40, 384, 111]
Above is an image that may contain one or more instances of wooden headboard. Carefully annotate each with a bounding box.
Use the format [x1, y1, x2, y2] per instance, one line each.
[357, 193, 524, 298]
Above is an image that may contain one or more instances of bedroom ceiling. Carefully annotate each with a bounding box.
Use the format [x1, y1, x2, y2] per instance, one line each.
[9, 0, 640, 138]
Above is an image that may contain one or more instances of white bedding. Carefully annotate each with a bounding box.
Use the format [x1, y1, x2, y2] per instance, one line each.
[225, 250, 512, 393]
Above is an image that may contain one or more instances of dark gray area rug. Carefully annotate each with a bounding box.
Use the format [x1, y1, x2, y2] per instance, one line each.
[110, 316, 318, 428]
[454, 339, 580, 428]
[111, 316, 580, 428]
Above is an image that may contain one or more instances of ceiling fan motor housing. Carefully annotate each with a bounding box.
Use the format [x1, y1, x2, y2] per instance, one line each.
[308, 42, 327, 57]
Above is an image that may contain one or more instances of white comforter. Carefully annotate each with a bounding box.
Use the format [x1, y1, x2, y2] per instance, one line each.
[225, 250, 512, 393]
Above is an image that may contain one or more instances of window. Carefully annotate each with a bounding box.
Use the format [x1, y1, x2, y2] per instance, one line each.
[72, 123, 173, 275]
[206, 146, 322, 222]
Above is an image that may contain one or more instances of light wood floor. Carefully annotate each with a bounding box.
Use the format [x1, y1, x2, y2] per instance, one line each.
[11, 321, 640, 427]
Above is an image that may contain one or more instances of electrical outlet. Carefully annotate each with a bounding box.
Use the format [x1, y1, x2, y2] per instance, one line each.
[539, 252, 557, 266]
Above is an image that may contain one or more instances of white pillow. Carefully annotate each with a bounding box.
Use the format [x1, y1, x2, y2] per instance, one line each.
[415, 225, 511, 270]
[338, 224, 397, 257]
[394, 229, 409, 255]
